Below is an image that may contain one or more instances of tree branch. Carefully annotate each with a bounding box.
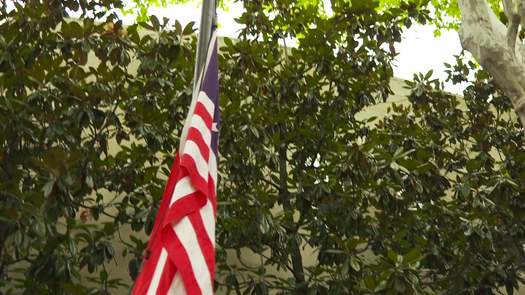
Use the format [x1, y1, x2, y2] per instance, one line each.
[503, 0, 521, 56]
[276, 37, 307, 292]
[457, 0, 525, 126]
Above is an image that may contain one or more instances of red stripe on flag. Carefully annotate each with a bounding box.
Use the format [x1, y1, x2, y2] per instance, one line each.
[148, 157, 180, 248]
[131, 241, 164, 294]
[163, 192, 207, 229]
[156, 255, 176, 294]
[194, 102, 213, 128]
[207, 177, 217, 217]
[180, 154, 209, 196]
[131, 156, 181, 295]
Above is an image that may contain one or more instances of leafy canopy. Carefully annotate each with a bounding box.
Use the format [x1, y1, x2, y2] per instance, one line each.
[1, 1, 525, 295]
[132, 0, 504, 30]
[0, 0, 197, 293]
[214, 1, 525, 294]
[380, 0, 503, 30]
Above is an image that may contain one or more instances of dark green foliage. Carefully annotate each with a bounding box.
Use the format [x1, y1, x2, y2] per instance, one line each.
[215, 1, 525, 295]
[0, 1, 196, 293]
[1, 0, 525, 294]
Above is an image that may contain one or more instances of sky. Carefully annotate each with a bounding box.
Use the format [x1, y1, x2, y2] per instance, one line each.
[131, 1, 466, 94]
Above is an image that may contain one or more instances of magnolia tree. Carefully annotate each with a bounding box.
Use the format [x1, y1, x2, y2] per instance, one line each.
[1, 0, 525, 295]
[215, 1, 525, 294]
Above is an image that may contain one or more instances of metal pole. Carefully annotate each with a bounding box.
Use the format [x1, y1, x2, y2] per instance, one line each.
[193, 0, 216, 90]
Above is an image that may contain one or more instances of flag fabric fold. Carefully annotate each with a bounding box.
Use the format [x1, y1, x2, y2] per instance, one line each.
[132, 30, 219, 295]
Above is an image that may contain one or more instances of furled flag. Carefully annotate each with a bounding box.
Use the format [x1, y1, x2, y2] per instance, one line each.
[131, 30, 219, 295]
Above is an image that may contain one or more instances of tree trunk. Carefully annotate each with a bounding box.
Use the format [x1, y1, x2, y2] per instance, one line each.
[457, 0, 525, 126]
[278, 139, 307, 294]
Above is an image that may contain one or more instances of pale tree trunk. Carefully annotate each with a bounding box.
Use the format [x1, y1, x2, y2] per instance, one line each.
[457, 0, 525, 126]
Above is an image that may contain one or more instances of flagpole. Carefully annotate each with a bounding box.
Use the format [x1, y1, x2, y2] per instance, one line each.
[193, 0, 216, 91]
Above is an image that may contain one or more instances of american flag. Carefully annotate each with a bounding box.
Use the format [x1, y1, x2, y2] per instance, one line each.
[132, 31, 219, 295]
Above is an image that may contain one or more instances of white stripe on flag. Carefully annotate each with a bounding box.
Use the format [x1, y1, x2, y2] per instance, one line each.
[167, 272, 186, 295]
[169, 176, 196, 206]
[147, 249, 168, 295]
[199, 200, 215, 247]
[173, 217, 214, 294]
